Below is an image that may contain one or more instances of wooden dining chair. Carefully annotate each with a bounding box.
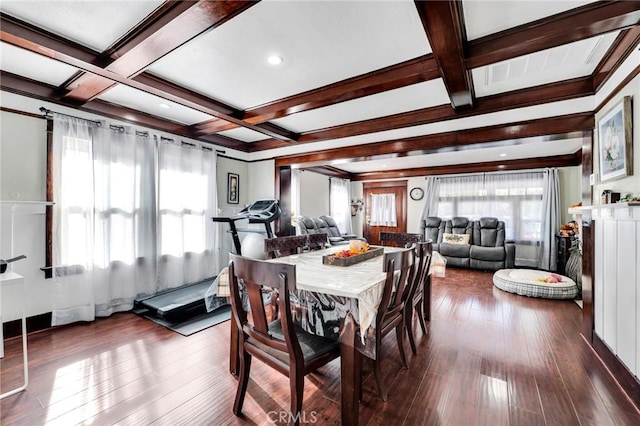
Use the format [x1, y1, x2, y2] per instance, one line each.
[228, 254, 340, 426]
[264, 235, 309, 259]
[371, 247, 415, 401]
[405, 240, 433, 354]
[307, 232, 329, 251]
[379, 231, 423, 248]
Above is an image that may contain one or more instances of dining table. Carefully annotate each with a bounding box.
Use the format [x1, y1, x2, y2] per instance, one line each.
[223, 245, 435, 425]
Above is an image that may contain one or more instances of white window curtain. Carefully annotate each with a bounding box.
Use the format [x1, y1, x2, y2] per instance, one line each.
[432, 170, 553, 267]
[52, 114, 219, 326]
[158, 140, 218, 290]
[420, 176, 440, 220]
[92, 127, 157, 316]
[329, 177, 353, 234]
[51, 114, 96, 325]
[51, 115, 157, 325]
[291, 168, 301, 220]
[370, 193, 397, 226]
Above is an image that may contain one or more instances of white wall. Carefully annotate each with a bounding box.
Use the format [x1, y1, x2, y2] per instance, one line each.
[559, 166, 582, 224]
[299, 170, 330, 217]
[0, 110, 51, 320]
[247, 160, 275, 202]
[593, 73, 640, 201]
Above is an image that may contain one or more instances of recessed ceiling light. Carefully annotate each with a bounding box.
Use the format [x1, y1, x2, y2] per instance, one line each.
[499, 153, 507, 157]
[267, 55, 284, 66]
[159, 103, 170, 109]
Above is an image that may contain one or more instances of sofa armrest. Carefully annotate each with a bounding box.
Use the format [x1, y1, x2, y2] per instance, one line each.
[505, 242, 516, 268]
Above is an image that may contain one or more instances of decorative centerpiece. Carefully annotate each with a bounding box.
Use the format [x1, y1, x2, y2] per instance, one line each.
[322, 240, 383, 266]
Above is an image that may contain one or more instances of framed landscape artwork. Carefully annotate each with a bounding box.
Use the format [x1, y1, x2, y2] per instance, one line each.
[598, 96, 633, 182]
[227, 173, 239, 204]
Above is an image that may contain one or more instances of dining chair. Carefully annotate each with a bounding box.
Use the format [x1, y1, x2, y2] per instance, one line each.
[379, 231, 423, 248]
[371, 247, 415, 401]
[263, 235, 309, 321]
[307, 232, 329, 251]
[264, 234, 309, 259]
[405, 240, 433, 354]
[228, 254, 340, 426]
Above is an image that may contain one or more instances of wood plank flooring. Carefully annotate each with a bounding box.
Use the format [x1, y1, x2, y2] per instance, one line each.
[2, 268, 639, 425]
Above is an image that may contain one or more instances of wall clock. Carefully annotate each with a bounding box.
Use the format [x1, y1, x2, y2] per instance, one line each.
[410, 187, 424, 201]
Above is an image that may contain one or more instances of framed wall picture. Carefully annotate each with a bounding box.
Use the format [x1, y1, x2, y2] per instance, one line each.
[227, 173, 239, 204]
[598, 96, 633, 182]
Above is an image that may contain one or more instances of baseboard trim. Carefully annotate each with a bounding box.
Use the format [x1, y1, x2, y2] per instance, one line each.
[2, 312, 52, 339]
[583, 333, 640, 412]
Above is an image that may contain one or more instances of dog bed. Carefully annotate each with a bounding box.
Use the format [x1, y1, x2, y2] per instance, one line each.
[493, 269, 578, 299]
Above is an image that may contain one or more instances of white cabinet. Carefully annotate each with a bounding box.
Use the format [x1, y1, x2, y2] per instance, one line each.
[592, 203, 640, 380]
[0, 271, 29, 399]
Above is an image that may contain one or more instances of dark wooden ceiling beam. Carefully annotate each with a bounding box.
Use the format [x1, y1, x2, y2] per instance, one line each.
[301, 166, 355, 180]
[466, 1, 640, 69]
[62, 1, 258, 103]
[0, 70, 250, 152]
[0, 25, 299, 142]
[275, 112, 593, 167]
[190, 117, 240, 135]
[242, 55, 440, 124]
[351, 152, 581, 181]
[592, 26, 640, 92]
[415, 0, 474, 109]
[250, 76, 594, 151]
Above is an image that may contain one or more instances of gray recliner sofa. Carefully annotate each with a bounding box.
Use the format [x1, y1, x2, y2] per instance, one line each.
[421, 216, 515, 271]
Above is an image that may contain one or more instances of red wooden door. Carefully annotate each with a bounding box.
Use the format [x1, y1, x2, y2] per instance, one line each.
[363, 181, 407, 245]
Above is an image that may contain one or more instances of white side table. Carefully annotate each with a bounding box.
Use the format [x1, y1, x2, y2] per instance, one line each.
[0, 271, 28, 399]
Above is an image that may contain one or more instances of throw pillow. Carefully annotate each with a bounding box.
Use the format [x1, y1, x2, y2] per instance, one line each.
[442, 233, 470, 245]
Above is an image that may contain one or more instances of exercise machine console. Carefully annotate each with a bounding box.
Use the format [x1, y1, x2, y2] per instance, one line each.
[211, 198, 281, 255]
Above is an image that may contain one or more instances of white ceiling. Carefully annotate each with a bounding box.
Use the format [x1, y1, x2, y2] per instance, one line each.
[0, 0, 635, 175]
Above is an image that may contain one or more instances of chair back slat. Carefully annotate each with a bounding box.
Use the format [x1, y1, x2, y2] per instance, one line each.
[378, 247, 414, 328]
[307, 232, 328, 250]
[229, 254, 299, 355]
[379, 232, 423, 248]
[264, 235, 308, 258]
[409, 241, 433, 296]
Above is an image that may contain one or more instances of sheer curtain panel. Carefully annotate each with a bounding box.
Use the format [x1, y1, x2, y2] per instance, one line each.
[329, 177, 353, 234]
[370, 194, 397, 226]
[51, 114, 96, 325]
[52, 116, 159, 325]
[91, 127, 157, 316]
[158, 140, 218, 290]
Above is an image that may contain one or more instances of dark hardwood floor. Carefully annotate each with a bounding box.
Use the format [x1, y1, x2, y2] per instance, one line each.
[2, 268, 639, 425]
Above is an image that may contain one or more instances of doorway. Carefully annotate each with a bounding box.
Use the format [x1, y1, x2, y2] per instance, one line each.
[363, 181, 407, 245]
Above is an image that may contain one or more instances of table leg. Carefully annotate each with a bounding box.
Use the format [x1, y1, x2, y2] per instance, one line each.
[339, 313, 360, 426]
[229, 317, 239, 376]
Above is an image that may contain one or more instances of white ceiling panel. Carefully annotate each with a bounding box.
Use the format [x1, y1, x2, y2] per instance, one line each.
[147, 0, 431, 109]
[0, 1, 165, 52]
[333, 138, 583, 174]
[472, 32, 619, 97]
[270, 79, 450, 134]
[462, 0, 597, 40]
[97, 84, 214, 125]
[217, 127, 268, 143]
[0, 42, 79, 86]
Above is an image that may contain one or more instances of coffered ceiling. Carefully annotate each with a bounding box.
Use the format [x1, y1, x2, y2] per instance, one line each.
[1, 1, 639, 179]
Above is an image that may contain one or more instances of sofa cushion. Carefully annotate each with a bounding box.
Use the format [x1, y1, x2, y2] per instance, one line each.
[442, 233, 470, 245]
[439, 243, 470, 258]
[470, 245, 505, 261]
